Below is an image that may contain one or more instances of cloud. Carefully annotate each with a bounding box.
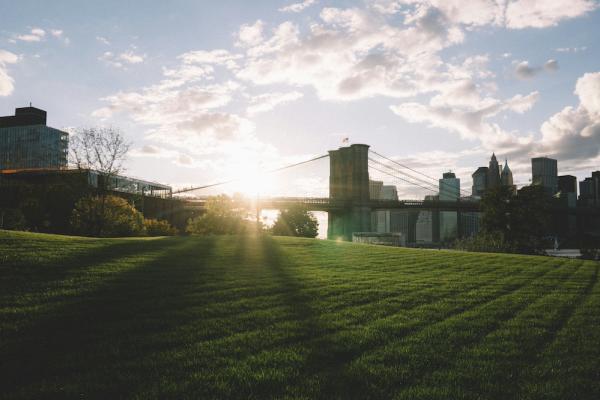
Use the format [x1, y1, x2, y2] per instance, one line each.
[536, 72, 600, 162]
[236, 20, 265, 47]
[119, 51, 144, 64]
[96, 36, 111, 45]
[0, 50, 18, 96]
[514, 59, 559, 79]
[279, 0, 317, 13]
[390, 91, 539, 143]
[99, 50, 146, 68]
[504, 0, 597, 29]
[15, 27, 45, 42]
[236, 7, 472, 101]
[367, 0, 597, 29]
[555, 46, 587, 53]
[246, 91, 303, 115]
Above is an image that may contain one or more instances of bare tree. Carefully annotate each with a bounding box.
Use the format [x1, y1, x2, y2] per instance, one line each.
[69, 127, 131, 235]
[69, 127, 130, 178]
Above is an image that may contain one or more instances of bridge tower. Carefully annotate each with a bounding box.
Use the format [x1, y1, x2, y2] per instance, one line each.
[327, 144, 372, 240]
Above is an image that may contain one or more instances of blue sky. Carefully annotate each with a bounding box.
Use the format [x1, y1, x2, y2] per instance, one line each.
[1, 0, 599, 198]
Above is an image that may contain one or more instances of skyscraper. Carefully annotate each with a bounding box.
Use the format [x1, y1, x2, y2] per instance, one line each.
[439, 172, 460, 242]
[501, 159, 516, 193]
[487, 153, 501, 190]
[579, 171, 600, 207]
[471, 166, 488, 197]
[558, 175, 577, 195]
[532, 157, 558, 194]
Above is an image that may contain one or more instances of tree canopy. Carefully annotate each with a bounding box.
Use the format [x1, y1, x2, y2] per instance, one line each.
[271, 206, 318, 238]
[480, 185, 552, 253]
[186, 195, 256, 235]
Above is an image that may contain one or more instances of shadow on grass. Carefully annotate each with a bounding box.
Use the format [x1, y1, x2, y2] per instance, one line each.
[258, 235, 362, 399]
[0, 237, 180, 300]
[1, 236, 217, 399]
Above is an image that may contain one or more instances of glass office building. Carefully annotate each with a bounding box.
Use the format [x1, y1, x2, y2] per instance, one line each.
[0, 107, 68, 170]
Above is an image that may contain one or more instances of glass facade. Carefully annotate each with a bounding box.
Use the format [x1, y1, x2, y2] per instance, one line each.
[0, 125, 68, 170]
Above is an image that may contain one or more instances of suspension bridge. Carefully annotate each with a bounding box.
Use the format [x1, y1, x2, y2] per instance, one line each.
[170, 143, 600, 241]
[173, 144, 482, 240]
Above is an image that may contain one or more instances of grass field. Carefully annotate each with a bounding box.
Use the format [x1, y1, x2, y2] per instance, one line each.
[1, 230, 599, 399]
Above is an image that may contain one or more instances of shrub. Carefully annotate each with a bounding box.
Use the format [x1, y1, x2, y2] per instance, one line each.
[453, 232, 518, 254]
[144, 218, 178, 236]
[70, 195, 145, 237]
[0, 208, 26, 231]
[186, 194, 257, 235]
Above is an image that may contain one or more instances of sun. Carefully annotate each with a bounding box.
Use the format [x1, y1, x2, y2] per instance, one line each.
[231, 167, 278, 197]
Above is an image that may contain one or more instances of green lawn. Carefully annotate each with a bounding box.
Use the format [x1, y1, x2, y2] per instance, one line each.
[1, 230, 599, 399]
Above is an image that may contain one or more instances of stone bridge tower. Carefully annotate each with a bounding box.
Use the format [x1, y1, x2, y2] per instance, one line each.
[327, 144, 372, 240]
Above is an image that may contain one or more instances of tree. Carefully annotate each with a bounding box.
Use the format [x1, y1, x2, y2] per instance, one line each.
[186, 195, 256, 235]
[69, 127, 131, 235]
[271, 206, 318, 238]
[480, 184, 552, 254]
[70, 195, 144, 237]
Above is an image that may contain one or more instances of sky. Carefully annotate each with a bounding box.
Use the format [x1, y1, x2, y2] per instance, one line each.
[1, 0, 599, 201]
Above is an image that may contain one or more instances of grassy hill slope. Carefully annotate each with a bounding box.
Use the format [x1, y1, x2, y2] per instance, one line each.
[1, 230, 599, 399]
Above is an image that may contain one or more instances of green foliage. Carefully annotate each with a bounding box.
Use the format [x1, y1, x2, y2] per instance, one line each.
[1, 231, 599, 399]
[0, 208, 26, 231]
[144, 218, 178, 236]
[481, 185, 553, 254]
[186, 194, 255, 235]
[453, 231, 517, 253]
[70, 195, 145, 237]
[271, 205, 319, 238]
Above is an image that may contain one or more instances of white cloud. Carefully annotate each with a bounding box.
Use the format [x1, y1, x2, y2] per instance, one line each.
[555, 46, 587, 53]
[537, 72, 600, 162]
[279, 0, 317, 13]
[15, 27, 45, 42]
[246, 91, 304, 115]
[505, 0, 597, 29]
[119, 51, 145, 64]
[237, 20, 265, 47]
[390, 91, 539, 143]
[99, 50, 146, 68]
[0, 50, 18, 96]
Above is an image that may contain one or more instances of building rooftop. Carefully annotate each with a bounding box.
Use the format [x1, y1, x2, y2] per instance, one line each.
[0, 106, 48, 128]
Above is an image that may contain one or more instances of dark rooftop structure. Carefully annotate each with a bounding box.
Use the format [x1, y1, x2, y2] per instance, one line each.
[0, 106, 47, 128]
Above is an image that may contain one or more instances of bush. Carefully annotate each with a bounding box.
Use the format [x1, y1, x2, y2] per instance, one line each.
[144, 218, 178, 236]
[70, 195, 145, 237]
[186, 194, 257, 235]
[0, 208, 26, 231]
[453, 232, 517, 254]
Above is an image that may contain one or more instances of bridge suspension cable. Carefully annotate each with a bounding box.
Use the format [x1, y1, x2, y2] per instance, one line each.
[172, 154, 329, 194]
[368, 157, 463, 200]
[368, 163, 444, 196]
[369, 149, 472, 197]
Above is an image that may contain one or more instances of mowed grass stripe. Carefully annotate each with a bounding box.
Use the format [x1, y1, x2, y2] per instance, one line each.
[338, 259, 582, 399]
[1, 231, 598, 400]
[519, 263, 600, 400]
[395, 260, 597, 399]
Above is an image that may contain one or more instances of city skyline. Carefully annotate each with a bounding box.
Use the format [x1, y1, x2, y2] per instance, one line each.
[1, 0, 599, 197]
